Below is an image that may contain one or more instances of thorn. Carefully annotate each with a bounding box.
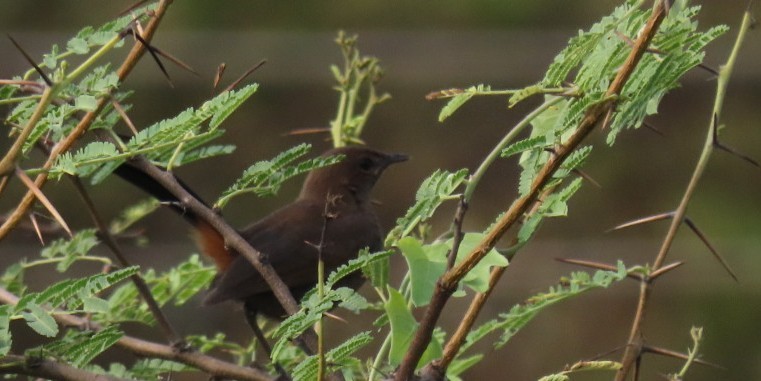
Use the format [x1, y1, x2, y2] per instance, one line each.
[131, 29, 173, 87]
[643, 345, 725, 369]
[695, 63, 720, 77]
[572, 168, 601, 188]
[284, 127, 332, 136]
[634, 353, 642, 381]
[642, 121, 666, 137]
[555, 258, 642, 281]
[213, 63, 227, 92]
[151, 46, 199, 76]
[0, 79, 45, 89]
[650, 261, 684, 280]
[223, 59, 267, 93]
[600, 107, 615, 130]
[118, 0, 149, 16]
[7, 35, 53, 86]
[587, 345, 627, 361]
[0, 175, 9, 194]
[111, 99, 139, 136]
[683, 218, 739, 282]
[324, 312, 348, 324]
[711, 115, 760, 169]
[29, 213, 45, 245]
[15, 166, 72, 237]
[608, 212, 674, 232]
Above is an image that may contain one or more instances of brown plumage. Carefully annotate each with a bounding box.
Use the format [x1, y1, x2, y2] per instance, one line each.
[115, 146, 407, 319]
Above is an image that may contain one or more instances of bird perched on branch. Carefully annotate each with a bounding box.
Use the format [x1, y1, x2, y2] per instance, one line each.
[114, 146, 407, 320]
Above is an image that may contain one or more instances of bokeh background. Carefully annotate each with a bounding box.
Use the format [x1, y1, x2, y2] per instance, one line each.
[1, 1, 760, 380]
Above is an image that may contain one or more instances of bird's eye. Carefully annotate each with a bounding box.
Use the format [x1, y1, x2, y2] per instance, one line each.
[359, 157, 375, 172]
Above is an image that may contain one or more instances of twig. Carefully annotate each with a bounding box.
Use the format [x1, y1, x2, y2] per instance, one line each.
[445, 195, 468, 270]
[394, 2, 668, 379]
[0, 354, 130, 381]
[68, 175, 185, 347]
[0, 0, 172, 241]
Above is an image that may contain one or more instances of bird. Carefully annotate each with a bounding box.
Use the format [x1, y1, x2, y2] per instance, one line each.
[114, 146, 407, 320]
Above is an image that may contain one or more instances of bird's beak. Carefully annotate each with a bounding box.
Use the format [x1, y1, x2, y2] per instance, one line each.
[384, 153, 409, 165]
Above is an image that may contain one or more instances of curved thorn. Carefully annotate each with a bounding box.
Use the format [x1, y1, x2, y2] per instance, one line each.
[643, 345, 725, 370]
[683, 218, 739, 282]
[608, 211, 674, 232]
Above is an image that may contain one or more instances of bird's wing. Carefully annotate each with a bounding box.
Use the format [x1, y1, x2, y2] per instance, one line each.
[203, 200, 383, 305]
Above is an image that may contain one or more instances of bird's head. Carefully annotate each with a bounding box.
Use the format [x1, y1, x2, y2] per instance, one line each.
[299, 146, 408, 204]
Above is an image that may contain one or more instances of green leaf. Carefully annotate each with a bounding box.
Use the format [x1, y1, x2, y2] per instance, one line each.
[0, 305, 11, 356]
[398, 237, 447, 306]
[82, 296, 110, 313]
[21, 303, 58, 337]
[448, 354, 484, 381]
[217, 143, 343, 208]
[387, 169, 468, 244]
[209, 84, 258, 128]
[67, 36, 90, 54]
[384, 287, 442, 368]
[39, 229, 101, 272]
[385, 287, 419, 366]
[292, 332, 373, 381]
[454, 233, 509, 293]
[74, 94, 98, 111]
[439, 92, 475, 122]
[501, 136, 549, 158]
[109, 198, 160, 235]
[463, 264, 628, 353]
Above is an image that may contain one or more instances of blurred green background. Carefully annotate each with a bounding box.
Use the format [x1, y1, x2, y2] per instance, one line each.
[1, 1, 760, 380]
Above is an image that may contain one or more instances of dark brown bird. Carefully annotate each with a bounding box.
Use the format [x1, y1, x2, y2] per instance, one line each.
[115, 146, 407, 319]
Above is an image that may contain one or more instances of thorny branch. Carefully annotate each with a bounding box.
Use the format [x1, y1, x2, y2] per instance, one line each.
[614, 6, 753, 380]
[0, 287, 274, 381]
[0, 0, 173, 240]
[393, 2, 669, 379]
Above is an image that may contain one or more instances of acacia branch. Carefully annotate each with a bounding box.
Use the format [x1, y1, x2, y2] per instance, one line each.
[615, 7, 752, 380]
[0, 354, 130, 381]
[0, 0, 172, 241]
[0, 287, 274, 381]
[394, 2, 668, 379]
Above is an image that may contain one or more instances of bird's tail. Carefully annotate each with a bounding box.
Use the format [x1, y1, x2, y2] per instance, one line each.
[112, 161, 233, 270]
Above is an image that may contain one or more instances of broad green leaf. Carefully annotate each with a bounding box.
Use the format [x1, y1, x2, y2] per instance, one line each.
[74, 94, 98, 111]
[398, 237, 447, 306]
[454, 233, 509, 293]
[0, 305, 11, 356]
[384, 287, 442, 368]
